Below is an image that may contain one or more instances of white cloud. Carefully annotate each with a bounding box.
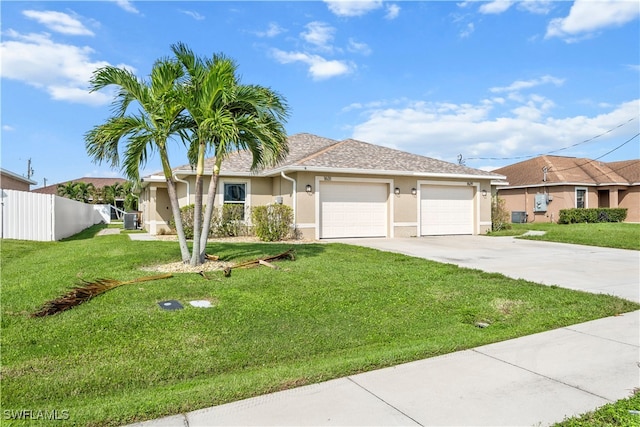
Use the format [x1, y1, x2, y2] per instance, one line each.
[546, 0, 640, 41]
[460, 22, 475, 38]
[347, 38, 372, 55]
[301, 22, 336, 51]
[385, 4, 400, 20]
[478, 1, 513, 15]
[113, 0, 139, 14]
[22, 10, 94, 36]
[180, 10, 205, 21]
[348, 85, 639, 165]
[517, 0, 553, 15]
[255, 22, 285, 38]
[490, 75, 565, 93]
[324, 0, 383, 17]
[0, 30, 131, 106]
[2, 125, 15, 132]
[271, 49, 353, 80]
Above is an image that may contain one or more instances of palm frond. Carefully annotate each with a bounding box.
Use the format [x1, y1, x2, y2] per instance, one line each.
[32, 274, 173, 318]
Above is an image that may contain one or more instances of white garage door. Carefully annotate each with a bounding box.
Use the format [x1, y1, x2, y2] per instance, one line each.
[421, 185, 473, 235]
[320, 181, 388, 238]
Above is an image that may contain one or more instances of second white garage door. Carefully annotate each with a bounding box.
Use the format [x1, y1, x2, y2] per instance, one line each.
[320, 181, 388, 238]
[421, 185, 473, 235]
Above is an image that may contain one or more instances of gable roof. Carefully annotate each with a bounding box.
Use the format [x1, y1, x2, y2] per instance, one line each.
[163, 133, 502, 180]
[493, 155, 639, 188]
[32, 177, 127, 195]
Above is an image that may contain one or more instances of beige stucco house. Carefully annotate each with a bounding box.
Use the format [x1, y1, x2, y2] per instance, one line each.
[139, 133, 505, 239]
[494, 156, 640, 223]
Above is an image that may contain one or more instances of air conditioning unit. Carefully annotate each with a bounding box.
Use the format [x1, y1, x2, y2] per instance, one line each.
[123, 213, 138, 230]
[511, 211, 527, 224]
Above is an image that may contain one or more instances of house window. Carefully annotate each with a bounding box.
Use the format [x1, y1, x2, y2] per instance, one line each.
[223, 183, 246, 219]
[576, 188, 587, 209]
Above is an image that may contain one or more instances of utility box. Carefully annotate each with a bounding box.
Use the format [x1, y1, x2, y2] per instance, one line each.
[511, 211, 527, 223]
[534, 194, 548, 213]
[123, 213, 138, 230]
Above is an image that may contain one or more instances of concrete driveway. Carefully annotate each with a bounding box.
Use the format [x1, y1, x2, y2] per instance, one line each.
[335, 235, 640, 303]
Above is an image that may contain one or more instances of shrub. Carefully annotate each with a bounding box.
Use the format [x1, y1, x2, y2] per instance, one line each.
[491, 195, 512, 231]
[169, 204, 250, 238]
[252, 204, 293, 242]
[214, 204, 249, 237]
[558, 208, 627, 224]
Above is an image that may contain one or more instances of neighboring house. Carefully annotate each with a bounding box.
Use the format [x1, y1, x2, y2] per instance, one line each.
[494, 156, 640, 223]
[32, 177, 127, 196]
[0, 168, 37, 191]
[140, 133, 504, 239]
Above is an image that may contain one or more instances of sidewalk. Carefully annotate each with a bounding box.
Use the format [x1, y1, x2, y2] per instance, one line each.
[131, 310, 639, 427]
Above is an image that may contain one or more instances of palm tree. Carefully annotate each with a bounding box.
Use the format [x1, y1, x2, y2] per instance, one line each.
[84, 59, 193, 262]
[172, 43, 290, 265]
[104, 182, 125, 206]
[57, 182, 79, 200]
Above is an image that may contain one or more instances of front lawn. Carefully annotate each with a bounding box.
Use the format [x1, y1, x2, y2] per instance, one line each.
[2, 225, 638, 426]
[488, 222, 640, 250]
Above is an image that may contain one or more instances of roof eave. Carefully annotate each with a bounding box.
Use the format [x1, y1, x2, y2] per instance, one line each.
[266, 165, 504, 180]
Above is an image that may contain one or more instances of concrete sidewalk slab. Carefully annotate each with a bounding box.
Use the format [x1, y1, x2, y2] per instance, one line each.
[186, 378, 418, 426]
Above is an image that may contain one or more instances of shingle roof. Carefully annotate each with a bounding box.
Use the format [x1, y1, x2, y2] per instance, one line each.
[170, 133, 501, 179]
[32, 177, 127, 194]
[493, 155, 638, 187]
[606, 159, 640, 184]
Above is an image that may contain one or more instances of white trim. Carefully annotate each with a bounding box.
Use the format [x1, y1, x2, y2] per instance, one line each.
[417, 180, 478, 236]
[497, 182, 630, 190]
[479, 221, 492, 226]
[575, 187, 588, 209]
[167, 166, 503, 182]
[0, 168, 37, 185]
[394, 222, 418, 227]
[296, 223, 315, 229]
[315, 176, 394, 239]
[218, 179, 252, 223]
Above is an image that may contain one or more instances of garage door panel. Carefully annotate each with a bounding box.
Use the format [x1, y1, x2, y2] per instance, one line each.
[320, 182, 388, 238]
[421, 185, 473, 236]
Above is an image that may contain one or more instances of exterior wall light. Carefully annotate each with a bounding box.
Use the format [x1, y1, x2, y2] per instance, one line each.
[305, 184, 312, 194]
[394, 187, 400, 195]
[482, 189, 488, 197]
[411, 188, 417, 196]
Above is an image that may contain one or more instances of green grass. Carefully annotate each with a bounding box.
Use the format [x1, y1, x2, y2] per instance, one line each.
[488, 222, 640, 250]
[2, 225, 639, 426]
[553, 389, 640, 426]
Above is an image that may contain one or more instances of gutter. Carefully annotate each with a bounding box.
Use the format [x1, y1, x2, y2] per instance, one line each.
[173, 174, 190, 205]
[280, 171, 297, 227]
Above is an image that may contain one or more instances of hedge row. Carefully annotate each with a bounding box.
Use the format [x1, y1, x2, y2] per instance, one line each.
[558, 208, 627, 224]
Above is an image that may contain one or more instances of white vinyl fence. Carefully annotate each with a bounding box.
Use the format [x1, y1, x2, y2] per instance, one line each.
[0, 189, 110, 241]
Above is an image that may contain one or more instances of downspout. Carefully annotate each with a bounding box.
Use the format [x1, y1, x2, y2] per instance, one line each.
[173, 173, 190, 206]
[280, 171, 297, 227]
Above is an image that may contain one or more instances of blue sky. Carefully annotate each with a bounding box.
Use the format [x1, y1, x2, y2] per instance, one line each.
[1, 0, 639, 188]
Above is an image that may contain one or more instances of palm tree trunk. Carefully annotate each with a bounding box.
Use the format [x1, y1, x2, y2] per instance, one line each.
[165, 178, 190, 263]
[199, 159, 222, 260]
[190, 140, 206, 266]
